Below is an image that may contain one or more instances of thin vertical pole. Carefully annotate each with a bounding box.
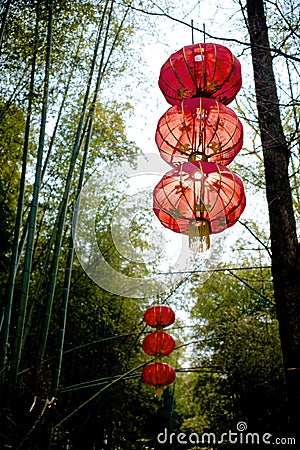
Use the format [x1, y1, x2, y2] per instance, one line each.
[36, 0, 111, 369]
[1, 5, 38, 374]
[7, 0, 52, 407]
[191, 19, 194, 44]
[52, 0, 130, 396]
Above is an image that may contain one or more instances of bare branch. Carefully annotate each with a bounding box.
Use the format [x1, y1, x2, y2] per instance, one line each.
[119, 1, 300, 62]
[238, 220, 272, 258]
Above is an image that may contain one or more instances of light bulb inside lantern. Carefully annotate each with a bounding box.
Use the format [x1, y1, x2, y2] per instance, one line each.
[193, 171, 203, 181]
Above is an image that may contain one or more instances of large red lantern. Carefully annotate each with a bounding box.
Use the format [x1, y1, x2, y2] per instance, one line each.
[142, 331, 176, 357]
[159, 43, 242, 106]
[153, 160, 246, 251]
[155, 97, 243, 167]
[144, 305, 175, 328]
[142, 363, 176, 396]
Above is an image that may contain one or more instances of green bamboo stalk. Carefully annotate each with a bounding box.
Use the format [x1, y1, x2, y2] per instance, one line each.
[41, 5, 112, 446]
[36, 0, 111, 368]
[53, 360, 152, 430]
[41, 29, 84, 183]
[61, 373, 141, 393]
[0, 66, 30, 122]
[18, 108, 89, 313]
[7, 0, 52, 406]
[52, 0, 130, 397]
[52, 116, 93, 398]
[0, 2, 39, 375]
[63, 333, 135, 354]
[21, 33, 84, 351]
[0, 307, 4, 333]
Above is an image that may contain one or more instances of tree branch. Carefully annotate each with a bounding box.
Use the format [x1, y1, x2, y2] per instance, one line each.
[120, 1, 300, 62]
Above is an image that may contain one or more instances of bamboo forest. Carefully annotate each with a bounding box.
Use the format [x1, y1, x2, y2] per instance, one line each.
[0, 0, 299, 449]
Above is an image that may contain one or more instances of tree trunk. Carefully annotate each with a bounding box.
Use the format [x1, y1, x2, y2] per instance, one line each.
[246, 0, 300, 436]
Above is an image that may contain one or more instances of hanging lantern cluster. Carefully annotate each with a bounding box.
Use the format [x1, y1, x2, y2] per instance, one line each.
[153, 43, 246, 252]
[142, 305, 176, 396]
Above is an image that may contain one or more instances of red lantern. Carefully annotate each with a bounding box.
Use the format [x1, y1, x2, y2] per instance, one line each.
[144, 305, 175, 328]
[142, 363, 176, 396]
[159, 43, 242, 106]
[142, 331, 176, 357]
[155, 97, 243, 167]
[153, 160, 246, 251]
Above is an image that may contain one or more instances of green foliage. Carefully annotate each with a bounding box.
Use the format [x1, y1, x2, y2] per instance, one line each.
[0, 102, 25, 218]
[0, 102, 25, 289]
[175, 267, 287, 444]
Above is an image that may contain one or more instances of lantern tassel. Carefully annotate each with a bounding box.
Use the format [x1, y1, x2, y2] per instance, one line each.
[155, 386, 164, 397]
[188, 220, 210, 252]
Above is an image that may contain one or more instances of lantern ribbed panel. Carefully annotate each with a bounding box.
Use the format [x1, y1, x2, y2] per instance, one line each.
[155, 98, 243, 167]
[158, 43, 242, 106]
[153, 161, 246, 235]
[142, 332, 176, 356]
[142, 363, 176, 387]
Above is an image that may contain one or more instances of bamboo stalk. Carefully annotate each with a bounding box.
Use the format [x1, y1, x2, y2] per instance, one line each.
[41, 5, 113, 447]
[0, 307, 4, 333]
[36, 0, 111, 368]
[21, 33, 84, 351]
[52, 0, 131, 397]
[52, 0, 116, 390]
[61, 373, 141, 393]
[64, 333, 135, 355]
[7, 0, 52, 406]
[20, 112, 89, 331]
[52, 116, 93, 398]
[0, 1, 39, 376]
[53, 360, 152, 430]
[0, 66, 30, 122]
[45, 6, 130, 446]
[41, 29, 84, 183]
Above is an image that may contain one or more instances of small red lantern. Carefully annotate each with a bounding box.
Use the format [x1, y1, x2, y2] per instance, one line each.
[159, 43, 242, 106]
[142, 331, 176, 357]
[142, 363, 176, 396]
[155, 97, 243, 167]
[153, 160, 246, 252]
[144, 305, 175, 328]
